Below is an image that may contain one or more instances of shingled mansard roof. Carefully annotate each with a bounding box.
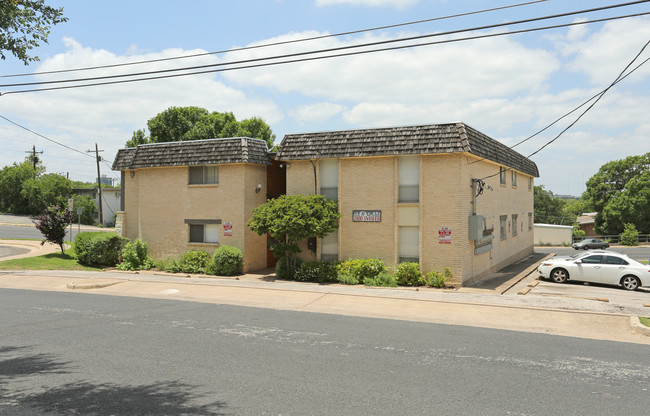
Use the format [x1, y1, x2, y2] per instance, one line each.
[277, 123, 539, 177]
[112, 137, 271, 171]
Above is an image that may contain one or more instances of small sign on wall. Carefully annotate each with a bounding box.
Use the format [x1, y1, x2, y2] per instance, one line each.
[352, 210, 381, 222]
[223, 221, 233, 236]
[438, 227, 452, 244]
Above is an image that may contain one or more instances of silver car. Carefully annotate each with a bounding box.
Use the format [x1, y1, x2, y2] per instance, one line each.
[537, 251, 650, 291]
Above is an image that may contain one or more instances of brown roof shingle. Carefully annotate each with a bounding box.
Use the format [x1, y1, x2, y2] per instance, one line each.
[277, 123, 539, 177]
[112, 137, 271, 170]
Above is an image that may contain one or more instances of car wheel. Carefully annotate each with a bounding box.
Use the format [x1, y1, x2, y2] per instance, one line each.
[621, 275, 640, 291]
[551, 268, 568, 283]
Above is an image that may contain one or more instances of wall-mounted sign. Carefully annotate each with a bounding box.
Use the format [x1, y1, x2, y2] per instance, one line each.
[438, 227, 452, 244]
[223, 221, 233, 236]
[352, 210, 381, 222]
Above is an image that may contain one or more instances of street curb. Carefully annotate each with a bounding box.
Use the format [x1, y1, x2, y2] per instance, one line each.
[629, 316, 650, 337]
[67, 280, 124, 290]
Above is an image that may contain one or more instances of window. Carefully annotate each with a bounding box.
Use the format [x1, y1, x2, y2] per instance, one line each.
[581, 255, 603, 264]
[399, 156, 419, 203]
[511, 171, 517, 187]
[321, 231, 338, 261]
[189, 166, 218, 185]
[605, 256, 628, 265]
[528, 212, 533, 230]
[528, 177, 532, 190]
[320, 159, 338, 200]
[512, 214, 518, 236]
[185, 219, 221, 243]
[399, 226, 419, 263]
[500, 215, 507, 239]
[499, 167, 506, 185]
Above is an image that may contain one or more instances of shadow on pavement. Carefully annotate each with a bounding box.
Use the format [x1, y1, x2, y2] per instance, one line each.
[468, 252, 547, 290]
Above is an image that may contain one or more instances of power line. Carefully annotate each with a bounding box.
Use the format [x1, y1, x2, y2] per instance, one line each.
[479, 37, 650, 181]
[0, 0, 551, 78]
[0, 114, 94, 158]
[1, 2, 645, 90]
[2, 11, 648, 95]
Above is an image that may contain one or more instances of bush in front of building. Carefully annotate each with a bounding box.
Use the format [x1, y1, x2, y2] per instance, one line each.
[206, 245, 243, 276]
[155, 257, 182, 273]
[425, 267, 454, 288]
[294, 260, 338, 283]
[117, 239, 154, 271]
[394, 262, 425, 286]
[620, 223, 639, 246]
[178, 250, 211, 274]
[336, 258, 385, 285]
[74, 231, 128, 266]
[363, 271, 398, 287]
[275, 256, 302, 280]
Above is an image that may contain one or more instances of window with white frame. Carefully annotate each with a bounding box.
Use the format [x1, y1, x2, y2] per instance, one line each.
[528, 177, 532, 190]
[399, 156, 419, 203]
[320, 159, 338, 200]
[186, 220, 220, 243]
[511, 171, 517, 187]
[512, 214, 518, 236]
[321, 231, 338, 261]
[500, 215, 507, 239]
[499, 167, 506, 186]
[399, 226, 419, 263]
[189, 165, 218, 185]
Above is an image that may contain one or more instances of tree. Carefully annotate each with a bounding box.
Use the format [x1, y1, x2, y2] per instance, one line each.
[33, 205, 74, 254]
[0, 159, 43, 214]
[126, 106, 276, 149]
[72, 194, 97, 225]
[582, 153, 650, 234]
[21, 172, 72, 214]
[0, 0, 67, 64]
[533, 185, 567, 225]
[247, 195, 340, 276]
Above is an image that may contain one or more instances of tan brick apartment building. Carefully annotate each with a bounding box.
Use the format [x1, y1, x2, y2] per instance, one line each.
[112, 123, 538, 284]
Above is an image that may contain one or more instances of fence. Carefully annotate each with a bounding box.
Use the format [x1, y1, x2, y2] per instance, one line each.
[573, 234, 650, 244]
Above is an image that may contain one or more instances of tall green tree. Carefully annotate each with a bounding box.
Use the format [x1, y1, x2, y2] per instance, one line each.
[247, 195, 340, 276]
[533, 185, 567, 225]
[582, 153, 650, 234]
[126, 106, 276, 148]
[0, 160, 41, 214]
[0, 0, 67, 64]
[21, 172, 72, 214]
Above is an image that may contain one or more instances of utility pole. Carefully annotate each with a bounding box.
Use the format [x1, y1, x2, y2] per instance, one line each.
[25, 145, 43, 176]
[87, 143, 104, 226]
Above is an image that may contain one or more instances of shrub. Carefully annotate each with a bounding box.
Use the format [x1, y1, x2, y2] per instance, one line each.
[207, 245, 243, 276]
[395, 262, 425, 286]
[275, 256, 302, 280]
[337, 272, 359, 285]
[363, 271, 398, 287]
[155, 257, 181, 273]
[294, 260, 338, 283]
[117, 239, 154, 271]
[620, 223, 639, 246]
[426, 267, 452, 288]
[33, 205, 74, 254]
[178, 250, 211, 274]
[74, 231, 128, 266]
[336, 259, 385, 283]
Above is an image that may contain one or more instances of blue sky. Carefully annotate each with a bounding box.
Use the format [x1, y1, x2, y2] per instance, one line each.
[0, 0, 649, 197]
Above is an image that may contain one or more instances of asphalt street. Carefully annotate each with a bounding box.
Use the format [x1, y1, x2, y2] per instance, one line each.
[1, 289, 649, 416]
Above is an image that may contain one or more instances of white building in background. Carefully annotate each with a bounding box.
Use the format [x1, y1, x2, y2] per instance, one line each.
[72, 187, 121, 227]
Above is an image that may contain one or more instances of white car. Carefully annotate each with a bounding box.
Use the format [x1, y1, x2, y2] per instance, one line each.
[537, 251, 650, 291]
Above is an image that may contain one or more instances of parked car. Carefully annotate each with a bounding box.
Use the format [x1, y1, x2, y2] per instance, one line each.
[572, 238, 609, 250]
[537, 251, 650, 291]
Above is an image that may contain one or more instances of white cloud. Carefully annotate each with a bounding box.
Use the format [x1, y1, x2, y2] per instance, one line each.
[315, 0, 417, 9]
[0, 38, 283, 182]
[290, 102, 345, 123]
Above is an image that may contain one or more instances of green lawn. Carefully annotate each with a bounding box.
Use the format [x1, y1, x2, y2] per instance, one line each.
[0, 246, 101, 271]
[640, 317, 650, 327]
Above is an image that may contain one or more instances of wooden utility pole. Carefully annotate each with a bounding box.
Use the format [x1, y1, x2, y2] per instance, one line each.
[87, 143, 104, 225]
[25, 145, 43, 175]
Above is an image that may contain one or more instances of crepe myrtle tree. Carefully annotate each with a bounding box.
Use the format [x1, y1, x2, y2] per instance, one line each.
[247, 194, 340, 276]
[33, 205, 74, 254]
